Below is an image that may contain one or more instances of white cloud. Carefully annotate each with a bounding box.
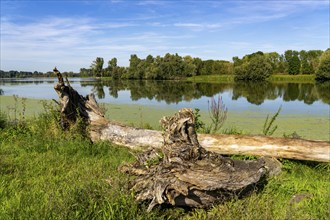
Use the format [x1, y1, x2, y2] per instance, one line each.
[174, 22, 223, 31]
[1, 0, 328, 72]
[0, 15, 198, 71]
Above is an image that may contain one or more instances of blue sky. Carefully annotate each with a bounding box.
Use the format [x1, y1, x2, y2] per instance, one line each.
[1, 0, 329, 72]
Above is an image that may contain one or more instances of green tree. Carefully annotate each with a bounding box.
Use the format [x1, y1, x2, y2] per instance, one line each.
[316, 49, 330, 81]
[90, 57, 104, 77]
[193, 57, 203, 75]
[234, 54, 272, 81]
[285, 50, 300, 75]
[79, 68, 92, 77]
[182, 55, 197, 77]
[212, 60, 233, 75]
[107, 58, 120, 79]
[200, 60, 214, 75]
[265, 52, 280, 74]
[127, 54, 141, 79]
[308, 50, 323, 73]
[300, 50, 313, 74]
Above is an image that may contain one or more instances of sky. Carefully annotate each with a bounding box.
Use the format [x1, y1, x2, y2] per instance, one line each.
[1, 0, 329, 72]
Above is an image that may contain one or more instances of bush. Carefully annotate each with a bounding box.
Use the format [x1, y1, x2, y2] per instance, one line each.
[234, 55, 272, 81]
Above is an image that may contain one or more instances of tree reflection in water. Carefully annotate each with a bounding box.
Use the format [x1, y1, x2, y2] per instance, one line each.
[80, 80, 329, 106]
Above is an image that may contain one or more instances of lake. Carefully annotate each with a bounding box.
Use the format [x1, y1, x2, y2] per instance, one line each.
[0, 78, 329, 116]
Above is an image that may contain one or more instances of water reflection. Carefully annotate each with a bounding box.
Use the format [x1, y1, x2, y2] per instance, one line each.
[316, 82, 330, 104]
[1, 78, 329, 113]
[80, 80, 329, 105]
[81, 80, 235, 104]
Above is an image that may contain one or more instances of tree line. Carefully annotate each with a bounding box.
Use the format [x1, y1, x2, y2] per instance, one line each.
[83, 49, 329, 81]
[0, 70, 79, 78]
[1, 49, 329, 81]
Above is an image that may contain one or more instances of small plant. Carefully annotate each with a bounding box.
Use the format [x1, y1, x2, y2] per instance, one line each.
[0, 110, 7, 129]
[222, 127, 244, 135]
[207, 95, 228, 133]
[19, 98, 27, 121]
[193, 108, 205, 132]
[144, 152, 164, 168]
[283, 131, 301, 139]
[262, 106, 281, 136]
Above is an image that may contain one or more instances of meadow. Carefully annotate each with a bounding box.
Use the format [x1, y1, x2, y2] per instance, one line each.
[0, 95, 329, 219]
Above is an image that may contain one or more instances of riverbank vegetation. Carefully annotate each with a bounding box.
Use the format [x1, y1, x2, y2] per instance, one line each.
[1, 49, 329, 82]
[0, 99, 329, 219]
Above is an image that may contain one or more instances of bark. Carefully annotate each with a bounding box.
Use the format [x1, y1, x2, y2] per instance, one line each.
[120, 109, 281, 210]
[95, 125, 330, 163]
[53, 68, 330, 164]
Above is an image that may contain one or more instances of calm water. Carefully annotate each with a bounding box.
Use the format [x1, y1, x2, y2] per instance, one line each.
[1, 78, 329, 116]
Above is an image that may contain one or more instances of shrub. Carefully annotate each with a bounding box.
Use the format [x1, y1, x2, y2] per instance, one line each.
[234, 55, 272, 81]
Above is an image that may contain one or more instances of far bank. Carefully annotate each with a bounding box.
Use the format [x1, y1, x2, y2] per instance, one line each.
[186, 74, 317, 83]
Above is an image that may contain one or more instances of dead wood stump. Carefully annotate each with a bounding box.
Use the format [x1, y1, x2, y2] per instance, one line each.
[53, 67, 105, 129]
[120, 108, 281, 211]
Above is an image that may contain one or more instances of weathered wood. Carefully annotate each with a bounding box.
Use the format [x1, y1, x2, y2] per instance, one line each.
[93, 124, 330, 162]
[120, 109, 281, 210]
[53, 68, 330, 163]
[199, 134, 330, 163]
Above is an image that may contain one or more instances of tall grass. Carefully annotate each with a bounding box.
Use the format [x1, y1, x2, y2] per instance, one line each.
[262, 106, 282, 136]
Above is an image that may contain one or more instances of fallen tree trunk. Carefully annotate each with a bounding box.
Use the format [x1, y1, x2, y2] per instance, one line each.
[53, 68, 330, 163]
[93, 124, 330, 162]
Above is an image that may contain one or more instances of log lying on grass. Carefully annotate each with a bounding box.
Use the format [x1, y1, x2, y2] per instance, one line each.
[53, 68, 330, 163]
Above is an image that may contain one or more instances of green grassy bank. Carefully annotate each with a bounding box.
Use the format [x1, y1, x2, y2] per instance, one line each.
[186, 74, 316, 83]
[0, 97, 329, 219]
[1, 95, 329, 141]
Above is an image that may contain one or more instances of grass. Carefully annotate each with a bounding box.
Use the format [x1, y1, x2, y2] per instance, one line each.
[1, 95, 329, 141]
[0, 104, 329, 219]
[186, 74, 316, 83]
[0, 109, 163, 219]
[269, 74, 316, 82]
[186, 74, 235, 83]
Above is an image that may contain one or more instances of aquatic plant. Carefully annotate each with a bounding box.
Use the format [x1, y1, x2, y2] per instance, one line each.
[207, 95, 228, 133]
[263, 106, 282, 136]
